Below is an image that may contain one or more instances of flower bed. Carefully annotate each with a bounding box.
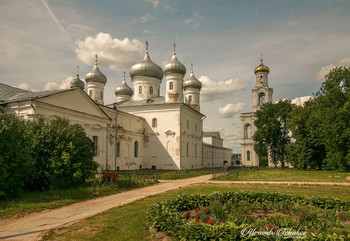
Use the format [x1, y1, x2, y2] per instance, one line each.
[146, 192, 349, 240]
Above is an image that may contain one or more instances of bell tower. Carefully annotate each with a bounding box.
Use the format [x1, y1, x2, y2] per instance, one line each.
[252, 56, 273, 112]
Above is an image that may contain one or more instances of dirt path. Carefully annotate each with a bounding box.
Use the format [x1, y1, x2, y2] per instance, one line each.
[1, 176, 348, 241]
[0, 175, 211, 241]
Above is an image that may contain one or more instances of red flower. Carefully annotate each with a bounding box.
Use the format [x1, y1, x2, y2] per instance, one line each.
[313, 229, 316, 231]
[341, 219, 344, 221]
[340, 214, 343, 216]
[330, 229, 333, 231]
[184, 214, 189, 218]
[213, 222, 216, 225]
[195, 209, 200, 213]
[195, 217, 199, 222]
[268, 225, 272, 228]
[205, 211, 208, 214]
[206, 220, 211, 224]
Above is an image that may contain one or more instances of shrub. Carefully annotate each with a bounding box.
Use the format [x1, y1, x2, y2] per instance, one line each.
[0, 108, 34, 198]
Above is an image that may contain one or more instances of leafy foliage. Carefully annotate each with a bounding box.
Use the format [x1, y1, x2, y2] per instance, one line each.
[253, 100, 293, 167]
[0, 107, 34, 197]
[0, 112, 98, 197]
[146, 192, 349, 240]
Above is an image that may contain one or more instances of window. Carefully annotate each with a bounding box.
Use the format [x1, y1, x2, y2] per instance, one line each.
[259, 93, 265, 105]
[134, 141, 138, 157]
[116, 142, 120, 157]
[187, 142, 189, 157]
[158, 88, 160, 96]
[139, 86, 142, 94]
[169, 82, 173, 90]
[89, 90, 92, 97]
[244, 124, 252, 139]
[152, 118, 157, 127]
[100, 91, 103, 100]
[189, 95, 192, 103]
[195, 144, 197, 157]
[150, 86, 153, 95]
[187, 120, 189, 129]
[92, 136, 98, 155]
[247, 151, 250, 161]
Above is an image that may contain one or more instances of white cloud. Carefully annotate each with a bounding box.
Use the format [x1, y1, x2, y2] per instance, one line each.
[199, 76, 246, 101]
[15, 82, 37, 92]
[43, 76, 74, 90]
[291, 96, 312, 106]
[145, 0, 159, 9]
[218, 103, 247, 118]
[75, 33, 143, 70]
[140, 14, 152, 23]
[184, 18, 192, 24]
[316, 57, 350, 80]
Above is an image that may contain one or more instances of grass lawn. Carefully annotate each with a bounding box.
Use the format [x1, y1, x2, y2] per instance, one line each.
[0, 183, 156, 220]
[41, 183, 350, 241]
[214, 168, 350, 182]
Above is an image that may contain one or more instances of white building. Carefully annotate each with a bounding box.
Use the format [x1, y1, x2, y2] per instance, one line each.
[0, 42, 232, 170]
[240, 57, 273, 167]
[203, 132, 232, 168]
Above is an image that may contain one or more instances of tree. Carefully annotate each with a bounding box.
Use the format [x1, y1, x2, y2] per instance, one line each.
[286, 100, 326, 169]
[27, 117, 98, 190]
[253, 100, 293, 167]
[312, 67, 350, 170]
[0, 107, 34, 197]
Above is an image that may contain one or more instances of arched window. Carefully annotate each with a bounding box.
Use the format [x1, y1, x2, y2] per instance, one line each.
[247, 151, 250, 161]
[100, 91, 103, 100]
[116, 142, 120, 157]
[259, 92, 265, 106]
[150, 86, 153, 95]
[169, 82, 173, 90]
[89, 90, 92, 97]
[187, 142, 189, 157]
[244, 124, 252, 139]
[134, 141, 138, 157]
[152, 118, 157, 127]
[189, 95, 192, 103]
[139, 86, 142, 94]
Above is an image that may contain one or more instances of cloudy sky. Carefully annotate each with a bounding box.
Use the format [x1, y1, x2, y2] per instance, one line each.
[1, 0, 350, 152]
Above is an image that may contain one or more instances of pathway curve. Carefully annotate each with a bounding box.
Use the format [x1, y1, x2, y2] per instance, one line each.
[1, 176, 349, 241]
[0, 175, 211, 241]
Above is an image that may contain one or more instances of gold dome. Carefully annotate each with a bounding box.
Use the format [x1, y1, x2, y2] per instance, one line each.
[254, 57, 270, 74]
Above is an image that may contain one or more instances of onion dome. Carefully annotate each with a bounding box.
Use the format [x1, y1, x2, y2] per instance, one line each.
[115, 71, 133, 97]
[70, 65, 85, 89]
[254, 56, 270, 74]
[129, 41, 163, 80]
[85, 54, 107, 85]
[163, 43, 186, 75]
[183, 63, 202, 90]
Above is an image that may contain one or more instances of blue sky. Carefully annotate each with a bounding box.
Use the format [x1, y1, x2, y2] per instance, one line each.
[1, 0, 350, 152]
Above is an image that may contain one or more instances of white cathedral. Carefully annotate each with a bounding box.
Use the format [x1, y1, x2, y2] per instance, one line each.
[240, 57, 273, 167]
[0, 42, 232, 171]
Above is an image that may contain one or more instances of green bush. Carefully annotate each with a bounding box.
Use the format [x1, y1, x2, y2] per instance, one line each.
[146, 192, 349, 240]
[0, 108, 34, 198]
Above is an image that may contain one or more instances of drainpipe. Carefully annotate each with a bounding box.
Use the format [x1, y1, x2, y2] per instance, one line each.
[201, 115, 206, 167]
[30, 98, 37, 120]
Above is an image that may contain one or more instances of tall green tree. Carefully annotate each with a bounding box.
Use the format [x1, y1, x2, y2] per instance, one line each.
[312, 67, 350, 170]
[27, 117, 98, 190]
[0, 107, 34, 197]
[286, 100, 326, 169]
[253, 100, 293, 167]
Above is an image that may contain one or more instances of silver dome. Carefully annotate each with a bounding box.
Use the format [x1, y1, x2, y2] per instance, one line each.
[163, 54, 186, 75]
[129, 42, 163, 80]
[85, 55, 107, 85]
[115, 72, 133, 97]
[183, 64, 202, 90]
[70, 75, 85, 89]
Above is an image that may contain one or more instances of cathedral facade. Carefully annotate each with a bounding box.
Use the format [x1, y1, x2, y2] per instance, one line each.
[1, 42, 232, 170]
[240, 58, 273, 166]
